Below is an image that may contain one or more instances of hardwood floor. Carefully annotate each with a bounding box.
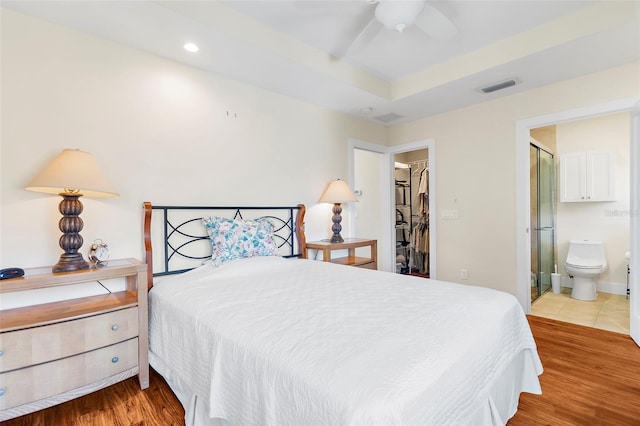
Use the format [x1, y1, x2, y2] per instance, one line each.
[509, 315, 640, 425]
[3, 315, 639, 425]
[1, 369, 184, 426]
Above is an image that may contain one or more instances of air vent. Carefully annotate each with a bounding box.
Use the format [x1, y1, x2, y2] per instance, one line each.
[478, 79, 517, 94]
[373, 112, 403, 123]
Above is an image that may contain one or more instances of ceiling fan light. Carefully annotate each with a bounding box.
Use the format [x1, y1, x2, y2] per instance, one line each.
[375, 1, 424, 32]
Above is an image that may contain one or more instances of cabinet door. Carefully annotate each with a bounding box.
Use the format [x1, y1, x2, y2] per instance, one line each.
[560, 150, 615, 202]
[587, 150, 615, 201]
[560, 152, 586, 202]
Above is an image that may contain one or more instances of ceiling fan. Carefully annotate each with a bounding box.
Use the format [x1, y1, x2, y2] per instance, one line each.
[317, 0, 459, 58]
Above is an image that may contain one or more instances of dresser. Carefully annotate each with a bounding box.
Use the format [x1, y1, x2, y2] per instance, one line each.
[304, 238, 377, 270]
[0, 258, 149, 421]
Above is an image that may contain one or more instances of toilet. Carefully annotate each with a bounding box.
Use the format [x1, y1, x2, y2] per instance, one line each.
[565, 240, 607, 301]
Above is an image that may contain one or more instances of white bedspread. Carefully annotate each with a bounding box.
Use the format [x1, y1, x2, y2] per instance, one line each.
[149, 256, 542, 425]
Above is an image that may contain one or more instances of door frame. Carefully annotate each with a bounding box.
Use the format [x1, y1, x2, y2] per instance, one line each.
[349, 138, 436, 278]
[515, 96, 639, 345]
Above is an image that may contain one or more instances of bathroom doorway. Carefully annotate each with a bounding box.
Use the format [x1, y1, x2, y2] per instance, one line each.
[530, 142, 556, 302]
[516, 99, 638, 345]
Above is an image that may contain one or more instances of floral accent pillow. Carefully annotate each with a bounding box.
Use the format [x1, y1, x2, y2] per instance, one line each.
[202, 216, 279, 266]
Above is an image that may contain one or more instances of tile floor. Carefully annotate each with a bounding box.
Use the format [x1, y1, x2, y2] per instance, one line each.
[531, 287, 630, 334]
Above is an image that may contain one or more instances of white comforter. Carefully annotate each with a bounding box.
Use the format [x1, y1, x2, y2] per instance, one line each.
[149, 256, 542, 425]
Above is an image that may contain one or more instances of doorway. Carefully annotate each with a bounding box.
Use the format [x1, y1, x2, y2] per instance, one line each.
[530, 143, 556, 302]
[515, 98, 639, 346]
[388, 140, 436, 278]
[350, 138, 436, 277]
[394, 150, 429, 277]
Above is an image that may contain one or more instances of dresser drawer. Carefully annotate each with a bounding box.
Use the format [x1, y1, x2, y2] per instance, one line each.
[0, 338, 138, 410]
[0, 307, 138, 373]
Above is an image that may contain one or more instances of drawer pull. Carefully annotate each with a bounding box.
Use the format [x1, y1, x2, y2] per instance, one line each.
[112, 356, 119, 363]
[111, 324, 119, 331]
[0, 388, 4, 397]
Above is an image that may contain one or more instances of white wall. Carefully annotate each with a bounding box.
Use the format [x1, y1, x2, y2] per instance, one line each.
[389, 61, 639, 296]
[556, 112, 631, 290]
[0, 9, 387, 268]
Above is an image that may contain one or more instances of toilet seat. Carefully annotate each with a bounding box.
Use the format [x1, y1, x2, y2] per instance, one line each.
[566, 262, 603, 269]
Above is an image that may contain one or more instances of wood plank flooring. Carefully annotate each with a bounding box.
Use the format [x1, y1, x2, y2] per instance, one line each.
[2, 315, 639, 425]
[1, 369, 184, 426]
[510, 316, 640, 425]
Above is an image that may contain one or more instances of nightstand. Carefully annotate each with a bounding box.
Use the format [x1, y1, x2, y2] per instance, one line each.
[0, 258, 149, 421]
[305, 238, 377, 270]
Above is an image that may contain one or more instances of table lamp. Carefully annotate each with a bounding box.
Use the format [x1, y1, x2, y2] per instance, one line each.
[319, 179, 358, 243]
[25, 149, 119, 273]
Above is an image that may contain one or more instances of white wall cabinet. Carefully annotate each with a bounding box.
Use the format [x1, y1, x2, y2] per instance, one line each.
[559, 150, 615, 202]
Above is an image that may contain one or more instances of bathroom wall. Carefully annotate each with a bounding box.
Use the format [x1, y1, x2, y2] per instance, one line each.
[530, 126, 557, 153]
[556, 112, 631, 292]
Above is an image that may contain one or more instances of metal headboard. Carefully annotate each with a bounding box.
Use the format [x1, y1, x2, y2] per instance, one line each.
[143, 202, 306, 289]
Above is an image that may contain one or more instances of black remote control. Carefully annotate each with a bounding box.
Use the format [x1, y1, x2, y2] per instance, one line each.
[0, 267, 25, 280]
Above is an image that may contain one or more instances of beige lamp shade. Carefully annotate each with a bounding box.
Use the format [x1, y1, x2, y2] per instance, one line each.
[25, 149, 118, 197]
[318, 179, 358, 204]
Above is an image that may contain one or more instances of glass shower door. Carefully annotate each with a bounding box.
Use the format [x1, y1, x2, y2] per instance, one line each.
[531, 145, 556, 301]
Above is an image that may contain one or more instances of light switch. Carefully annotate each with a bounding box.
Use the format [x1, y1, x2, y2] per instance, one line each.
[441, 209, 459, 220]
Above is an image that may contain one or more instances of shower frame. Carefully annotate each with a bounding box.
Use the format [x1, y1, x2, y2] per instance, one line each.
[531, 144, 556, 301]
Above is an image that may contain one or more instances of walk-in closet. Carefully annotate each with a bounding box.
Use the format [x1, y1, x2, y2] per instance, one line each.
[394, 149, 429, 277]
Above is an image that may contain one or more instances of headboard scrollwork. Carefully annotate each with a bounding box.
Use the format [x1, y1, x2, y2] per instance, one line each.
[142, 202, 306, 289]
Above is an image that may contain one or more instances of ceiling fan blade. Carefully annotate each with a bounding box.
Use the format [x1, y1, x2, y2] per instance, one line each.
[333, 17, 383, 59]
[335, 17, 383, 58]
[414, 4, 458, 40]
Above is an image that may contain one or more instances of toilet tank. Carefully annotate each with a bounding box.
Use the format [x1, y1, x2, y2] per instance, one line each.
[567, 240, 607, 268]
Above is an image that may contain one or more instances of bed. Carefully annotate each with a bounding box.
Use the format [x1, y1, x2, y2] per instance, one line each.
[143, 202, 542, 426]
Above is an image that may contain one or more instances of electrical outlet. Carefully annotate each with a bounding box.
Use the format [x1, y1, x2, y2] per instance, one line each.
[460, 269, 468, 280]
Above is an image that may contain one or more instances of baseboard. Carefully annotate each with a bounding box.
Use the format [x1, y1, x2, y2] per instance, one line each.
[560, 276, 627, 296]
[597, 280, 628, 296]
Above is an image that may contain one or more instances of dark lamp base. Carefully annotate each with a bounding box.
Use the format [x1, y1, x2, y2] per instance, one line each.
[53, 253, 90, 273]
[329, 202, 344, 244]
[52, 192, 90, 273]
[329, 234, 344, 243]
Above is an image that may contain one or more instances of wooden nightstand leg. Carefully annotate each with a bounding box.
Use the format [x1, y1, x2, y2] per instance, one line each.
[135, 271, 149, 389]
[322, 248, 331, 262]
[371, 241, 377, 264]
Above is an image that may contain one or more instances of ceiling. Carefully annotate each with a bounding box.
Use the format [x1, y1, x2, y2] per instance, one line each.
[3, 0, 639, 125]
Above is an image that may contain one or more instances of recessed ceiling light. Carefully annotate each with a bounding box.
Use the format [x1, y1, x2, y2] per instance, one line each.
[183, 43, 199, 53]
